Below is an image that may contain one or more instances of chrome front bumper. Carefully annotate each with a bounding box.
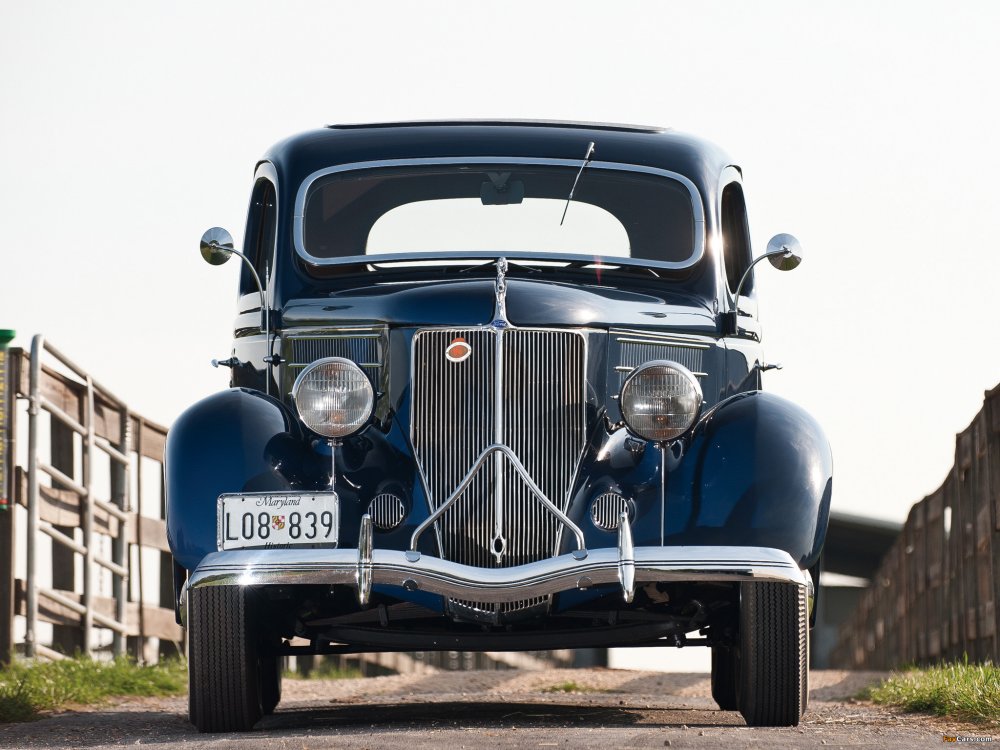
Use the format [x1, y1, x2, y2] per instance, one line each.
[181, 543, 809, 624]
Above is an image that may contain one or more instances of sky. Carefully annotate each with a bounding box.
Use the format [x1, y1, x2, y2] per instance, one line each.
[2, 0, 999, 527]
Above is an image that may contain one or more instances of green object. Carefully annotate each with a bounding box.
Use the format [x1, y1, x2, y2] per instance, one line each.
[0, 329, 11, 511]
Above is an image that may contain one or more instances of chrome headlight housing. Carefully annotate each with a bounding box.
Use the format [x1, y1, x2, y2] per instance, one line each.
[292, 357, 374, 439]
[620, 360, 703, 442]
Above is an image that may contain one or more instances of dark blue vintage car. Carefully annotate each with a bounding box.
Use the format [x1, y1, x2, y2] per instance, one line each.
[166, 121, 831, 732]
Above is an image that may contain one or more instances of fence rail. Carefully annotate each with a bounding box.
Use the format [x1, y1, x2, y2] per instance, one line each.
[830, 384, 1000, 668]
[1, 337, 178, 663]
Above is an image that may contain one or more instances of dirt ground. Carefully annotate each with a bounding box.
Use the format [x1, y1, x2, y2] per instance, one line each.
[1, 669, 996, 749]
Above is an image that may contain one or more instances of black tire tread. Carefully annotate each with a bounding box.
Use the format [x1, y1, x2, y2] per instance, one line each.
[261, 652, 282, 715]
[188, 586, 263, 733]
[737, 581, 808, 727]
[711, 646, 738, 711]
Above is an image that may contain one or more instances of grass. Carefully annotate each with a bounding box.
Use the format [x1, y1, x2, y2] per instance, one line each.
[283, 662, 363, 680]
[0, 657, 188, 723]
[541, 680, 600, 694]
[865, 660, 1000, 724]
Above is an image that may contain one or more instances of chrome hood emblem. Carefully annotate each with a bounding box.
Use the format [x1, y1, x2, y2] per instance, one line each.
[445, 337, 472, 363]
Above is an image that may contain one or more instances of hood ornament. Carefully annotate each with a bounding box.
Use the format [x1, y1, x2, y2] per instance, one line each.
[493, 257, 509, 327]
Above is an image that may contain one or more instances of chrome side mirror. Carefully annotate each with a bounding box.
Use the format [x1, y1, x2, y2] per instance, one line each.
[200, 227, 236, 266]
[765, 233, 803, 272]
[198, 226, 272, 394]
[722, 233, 803, 336]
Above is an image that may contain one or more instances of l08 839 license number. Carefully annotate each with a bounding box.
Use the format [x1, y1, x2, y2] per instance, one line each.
[218, 493, 339, 550]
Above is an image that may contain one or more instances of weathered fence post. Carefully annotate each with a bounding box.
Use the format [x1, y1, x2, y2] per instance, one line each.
[0, 330, 16, 664]
[49, 417, 82, 655]
[987, 386, 1000, 664]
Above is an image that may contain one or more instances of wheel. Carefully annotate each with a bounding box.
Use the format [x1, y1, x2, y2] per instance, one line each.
[260, 651, 282, 715]
[188, 586, 264, 732]
[710, 646, 738, 711]
[736, 581, 808, 727]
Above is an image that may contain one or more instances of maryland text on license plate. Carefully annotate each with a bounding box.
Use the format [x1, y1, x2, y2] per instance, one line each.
[219, 493, 339, 550]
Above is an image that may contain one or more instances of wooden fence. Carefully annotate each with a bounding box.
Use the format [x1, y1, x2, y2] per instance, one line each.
[1, 337, 180, 663]
[830, 384, 1000, 668]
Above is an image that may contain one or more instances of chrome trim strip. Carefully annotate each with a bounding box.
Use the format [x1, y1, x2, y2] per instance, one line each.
[614, 365, 707, 377]
[185, 546, 807, 606]
[611, 328, 716, 345]
[356, 515, 373, 605]
[617, 512, 635, 603]
[292, 157, 707, 270]
[288, 333, 382, 339]
[287, 362, 381, 369]
[615, 337, 711, 349]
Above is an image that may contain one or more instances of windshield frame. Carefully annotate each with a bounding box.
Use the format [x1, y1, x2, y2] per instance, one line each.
[292, 157, 706, 271]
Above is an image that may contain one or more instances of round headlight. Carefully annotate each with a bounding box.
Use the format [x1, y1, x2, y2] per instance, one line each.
[292, 357, 374, 439]
[620, 361, 703, 442]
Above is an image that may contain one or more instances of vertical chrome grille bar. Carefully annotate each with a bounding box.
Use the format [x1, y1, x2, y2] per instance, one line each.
[492, 327, 505, 562]
[411, 328, 585, 576]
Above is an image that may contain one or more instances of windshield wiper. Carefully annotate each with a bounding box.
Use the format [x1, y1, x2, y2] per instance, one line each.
[559, 141, 596, 225]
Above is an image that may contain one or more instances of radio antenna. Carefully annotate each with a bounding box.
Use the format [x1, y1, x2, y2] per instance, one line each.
[560, 141, 595, 226]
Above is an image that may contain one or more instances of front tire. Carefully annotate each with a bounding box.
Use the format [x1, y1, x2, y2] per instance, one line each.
[260, 650, 282, 715]
[711, 646, 738, 711]
[737, 581, 808, 727]
[188, 586, 264, 732]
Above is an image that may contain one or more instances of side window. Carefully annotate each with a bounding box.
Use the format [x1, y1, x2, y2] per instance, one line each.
[720, 182, 752, 295]
[240, 179, 277, 296]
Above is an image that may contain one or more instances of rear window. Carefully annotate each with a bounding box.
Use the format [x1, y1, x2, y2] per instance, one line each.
[301, 164, 696, 264]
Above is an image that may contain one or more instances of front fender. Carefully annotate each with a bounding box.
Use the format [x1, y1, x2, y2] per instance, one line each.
[677, 390, 833, 569]
[165, 388, 305, 570]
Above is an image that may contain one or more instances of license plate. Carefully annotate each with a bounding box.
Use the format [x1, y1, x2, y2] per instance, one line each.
[218, 493, 339, 551]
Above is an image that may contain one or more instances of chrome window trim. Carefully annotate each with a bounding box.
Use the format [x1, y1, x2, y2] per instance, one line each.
[292, 157, 707, 270]
[717, 165, 751, 311]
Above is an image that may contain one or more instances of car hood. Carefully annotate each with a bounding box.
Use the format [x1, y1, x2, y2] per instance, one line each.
[282, 279, 716, 333]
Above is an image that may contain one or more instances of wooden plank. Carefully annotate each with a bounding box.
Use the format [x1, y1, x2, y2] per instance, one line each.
[37, 364, 85, 424]
[136, 418, 167, 462]
[16, 468, 120, 537]
[13, 352, 167, 461]
[92, 395, 124, 445]
[127, 514, 170, 553]
[14, 580, 182, 641]
[130, 603, 183, 644]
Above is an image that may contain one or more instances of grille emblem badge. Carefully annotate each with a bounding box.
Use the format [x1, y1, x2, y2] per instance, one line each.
[445, 337, 472, 363]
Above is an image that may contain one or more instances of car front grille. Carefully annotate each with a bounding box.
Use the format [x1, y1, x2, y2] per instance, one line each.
[281, 329, 384, 398]
[411, 328, 586, 573]
[612, 330, 708, 388]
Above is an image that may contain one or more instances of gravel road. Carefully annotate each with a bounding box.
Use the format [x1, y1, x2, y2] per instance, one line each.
[0, 669, 993, 749]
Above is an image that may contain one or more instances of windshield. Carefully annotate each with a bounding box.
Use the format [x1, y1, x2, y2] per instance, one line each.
[300, 163, 697, 266]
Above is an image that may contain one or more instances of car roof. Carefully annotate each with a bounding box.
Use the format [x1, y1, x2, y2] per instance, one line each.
[262, 121, 735, 196]
[326, 119, 668, 133]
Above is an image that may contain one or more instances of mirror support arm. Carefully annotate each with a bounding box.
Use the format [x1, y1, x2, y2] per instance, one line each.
[731, 247, 794, 312]
[206, 241, 270, 396]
